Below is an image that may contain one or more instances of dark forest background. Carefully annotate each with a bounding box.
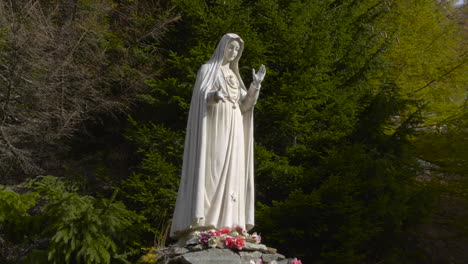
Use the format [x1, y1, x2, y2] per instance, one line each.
[0, 0, 466, 263]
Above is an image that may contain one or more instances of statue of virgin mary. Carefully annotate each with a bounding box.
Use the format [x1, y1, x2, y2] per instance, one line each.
[170, 33, 266, 239]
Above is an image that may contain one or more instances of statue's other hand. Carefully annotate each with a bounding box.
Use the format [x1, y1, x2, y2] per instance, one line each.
[252, 64, 266, 85]
[215, 91, 226, 103]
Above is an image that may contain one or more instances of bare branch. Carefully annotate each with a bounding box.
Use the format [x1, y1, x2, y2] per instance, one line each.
[0, 72, 7, 82]
[0, 125, 41, 174]
[0, 0, 177, 179]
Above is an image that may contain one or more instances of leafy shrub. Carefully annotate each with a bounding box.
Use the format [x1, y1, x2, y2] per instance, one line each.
[0, 176, 143, 264]
[0, 186, 38, 244]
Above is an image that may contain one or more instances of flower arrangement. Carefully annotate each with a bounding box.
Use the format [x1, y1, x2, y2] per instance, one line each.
[194, 225, 261, 250]
[191, 226, 302, 263]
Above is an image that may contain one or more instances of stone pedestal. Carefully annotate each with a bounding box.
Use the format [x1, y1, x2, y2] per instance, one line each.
[145, 243, 298, 264]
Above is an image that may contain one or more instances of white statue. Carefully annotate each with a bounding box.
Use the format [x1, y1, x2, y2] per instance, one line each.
[170, 33, 266, 239]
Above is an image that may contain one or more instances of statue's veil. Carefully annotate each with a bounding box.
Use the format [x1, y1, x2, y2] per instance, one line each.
[205, 33, 247, 92]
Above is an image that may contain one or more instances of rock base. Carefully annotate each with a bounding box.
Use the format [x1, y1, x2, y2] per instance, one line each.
[151, 243, 297, 264]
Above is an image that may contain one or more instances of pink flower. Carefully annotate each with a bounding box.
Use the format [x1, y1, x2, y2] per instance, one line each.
[250, 232, 261, 244]
[250, 259, 263, 264]
[235, 236, 245, 250]
[198, 231, 213, 244]
[291, 258, 302, 264]
[207, 230, 216, 237]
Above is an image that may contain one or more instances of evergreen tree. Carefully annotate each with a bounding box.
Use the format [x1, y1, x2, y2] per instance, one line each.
[129, 0, 437, 262]
[1, 0, 463, 262]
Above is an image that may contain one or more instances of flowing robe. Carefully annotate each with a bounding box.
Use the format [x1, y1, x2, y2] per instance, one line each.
[170, 34, 259, 238]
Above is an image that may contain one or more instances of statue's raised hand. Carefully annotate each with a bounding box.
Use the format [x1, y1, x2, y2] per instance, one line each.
[252, 64, 266, 87]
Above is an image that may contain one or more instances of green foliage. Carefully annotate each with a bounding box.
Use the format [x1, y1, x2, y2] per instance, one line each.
[414, 107, 468, 180]
[0, 186, 36, 221]
[0, 0, 461, 262]
[380, 0, 467, 125]
[121, 0, 451, 261]
[0, 176, 143, 264]
[0, 186, 38, 241]
[256, 88, 435, 263]
[254, 144, 305, 202]
[119, 117, 183, 240]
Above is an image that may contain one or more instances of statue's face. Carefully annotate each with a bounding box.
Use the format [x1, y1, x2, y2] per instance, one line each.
[224, 40, 240, 62]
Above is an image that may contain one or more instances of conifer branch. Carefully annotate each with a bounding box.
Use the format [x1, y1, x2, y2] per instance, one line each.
[407, 54, 467, 96]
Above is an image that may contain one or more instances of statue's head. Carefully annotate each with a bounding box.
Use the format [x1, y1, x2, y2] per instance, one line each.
[224, 40, 241, 62]
[209, 33, 244, 66]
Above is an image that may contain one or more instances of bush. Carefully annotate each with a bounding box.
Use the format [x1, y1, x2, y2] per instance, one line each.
[0, 176, 144, 264]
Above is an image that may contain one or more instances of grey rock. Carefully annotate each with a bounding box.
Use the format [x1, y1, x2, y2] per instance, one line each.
[167, 255, 184, 264]
[262, 253, 285, 262]
[189, 244, 203, 252]
[185, 237, 199, 245]
[170, 246, 190, 255]
[277, 259, 291, 264]
[277, 254, 286, 260]
[239, 251, 262, 261]
[180, 248, 241, 264]
[242, 242, 269, 253]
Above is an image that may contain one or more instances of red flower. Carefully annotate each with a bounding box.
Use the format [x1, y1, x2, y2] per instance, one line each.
[225, 236, 236, 248]
[235, 236, 245, 250]
[219, 227, 232, 234]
